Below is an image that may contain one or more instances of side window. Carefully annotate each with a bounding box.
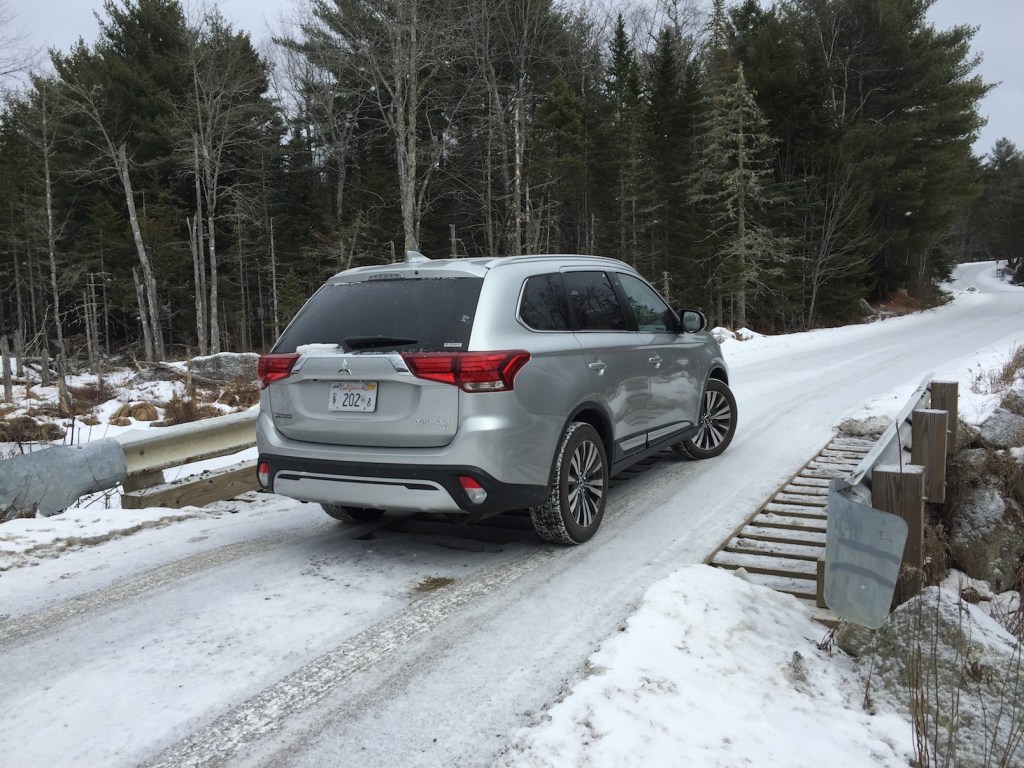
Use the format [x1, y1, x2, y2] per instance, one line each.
[520, 274, 570, 331]
[564, 271, 627, 331]
[617, 274, 675, 333]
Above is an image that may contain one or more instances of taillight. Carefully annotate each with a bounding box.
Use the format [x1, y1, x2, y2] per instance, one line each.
[257, 461, 270, 488]
[401, 351, 530, 392]
[459, 475, 487, 505]
[257, 353, 300, 389]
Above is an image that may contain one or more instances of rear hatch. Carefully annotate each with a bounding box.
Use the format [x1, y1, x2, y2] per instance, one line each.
[266, 275, 483, 448]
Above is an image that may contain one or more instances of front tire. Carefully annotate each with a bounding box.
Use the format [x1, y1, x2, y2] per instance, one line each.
[321, 504, 385, 523]
[673, 379, 737, 459]
[530, 422, 608, 545]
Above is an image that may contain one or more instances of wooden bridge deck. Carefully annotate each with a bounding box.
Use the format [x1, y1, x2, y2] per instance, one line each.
[706, 436, 876, 625]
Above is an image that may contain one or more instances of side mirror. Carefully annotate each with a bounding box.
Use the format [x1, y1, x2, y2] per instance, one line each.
[680, 310, 707, 333]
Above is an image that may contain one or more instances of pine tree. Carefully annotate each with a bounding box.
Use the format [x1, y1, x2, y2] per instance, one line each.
[689, 1, 789, 328]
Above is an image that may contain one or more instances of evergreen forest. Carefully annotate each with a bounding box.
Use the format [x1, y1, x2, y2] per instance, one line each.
[1, 0, 1022, 364]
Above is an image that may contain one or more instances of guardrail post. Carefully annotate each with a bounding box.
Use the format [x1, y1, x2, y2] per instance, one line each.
[911, 409, 949, 504]
[872, 464, 925, 607]
[930, 381, 959, 454]
[122, 470, 166, 493]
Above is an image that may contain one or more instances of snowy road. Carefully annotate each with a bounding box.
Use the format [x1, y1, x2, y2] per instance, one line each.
[1, 262, 1021, 766]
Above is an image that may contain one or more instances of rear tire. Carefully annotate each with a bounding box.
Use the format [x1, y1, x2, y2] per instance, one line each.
[530, 422, 608, 545]
[321, 504, 385, 523]
[672, 379, 737, 460]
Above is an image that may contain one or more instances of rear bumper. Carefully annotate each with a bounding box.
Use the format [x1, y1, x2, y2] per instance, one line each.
[259, 453, 548, 515]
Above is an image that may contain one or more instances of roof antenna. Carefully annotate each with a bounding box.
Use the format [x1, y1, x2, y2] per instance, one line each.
[405, 250, 429, 263]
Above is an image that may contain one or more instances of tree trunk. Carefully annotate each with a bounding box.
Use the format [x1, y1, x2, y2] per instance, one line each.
[269, 217, 279, 336]
[132, 267, 153, 361]
[207, 211, 220, 354]
[118, 144, 164, 360]
[192, 133, 208, 355]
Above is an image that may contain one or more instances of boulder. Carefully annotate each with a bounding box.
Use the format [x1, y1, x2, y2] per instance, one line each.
[948, 483, 1024, 592]
[1003, 389, 1024, 417]
[865, 587, 1023, 768]
[978, 407, 1024, 450]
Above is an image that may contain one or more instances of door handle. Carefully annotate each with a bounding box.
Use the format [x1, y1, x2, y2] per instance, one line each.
[588, 361, 607, 374]
[649, 355, 662, 367]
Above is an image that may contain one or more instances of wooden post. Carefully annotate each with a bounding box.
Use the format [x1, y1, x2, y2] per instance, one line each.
[122, 470, 167, 493]
[872, 464, 925, 607]
[912, 409, 949, 504]
[930, 380, 959, 455]
[1, 336, 12, 403]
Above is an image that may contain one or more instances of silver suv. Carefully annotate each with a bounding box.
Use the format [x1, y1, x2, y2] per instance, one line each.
[256, 253, 735, 544]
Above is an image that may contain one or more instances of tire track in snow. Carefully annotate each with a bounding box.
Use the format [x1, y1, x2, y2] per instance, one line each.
[141, 548, 557, 768]
[0, 530, 319, 646]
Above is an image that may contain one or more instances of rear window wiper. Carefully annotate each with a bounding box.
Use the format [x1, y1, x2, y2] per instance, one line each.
[344, 335, 419, 350]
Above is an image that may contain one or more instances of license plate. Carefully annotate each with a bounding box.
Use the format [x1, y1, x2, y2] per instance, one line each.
[328, 381, 378, 412]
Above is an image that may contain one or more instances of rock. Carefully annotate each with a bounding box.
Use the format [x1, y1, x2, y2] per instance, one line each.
[978, 408, 1024, 450]
[865, 588, 1023, 768]
[1003, 389, 1024, 417]
[835, 622, 876, 657]
[954, 448, 991, 476]
[948, 483, 1024, 591]
[957, 419, 982, 450]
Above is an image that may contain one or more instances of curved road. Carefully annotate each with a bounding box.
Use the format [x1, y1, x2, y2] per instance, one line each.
[0, 262, 1021, 767]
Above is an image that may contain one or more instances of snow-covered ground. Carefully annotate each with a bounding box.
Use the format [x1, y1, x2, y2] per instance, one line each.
[1, 261, 1022, 767]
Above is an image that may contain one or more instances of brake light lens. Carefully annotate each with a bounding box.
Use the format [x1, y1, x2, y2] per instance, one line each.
[257, 461, 270, 488]
[459, 475, 487, 505]
[401, 350, 530, 392]
[257, 353, 300, 389]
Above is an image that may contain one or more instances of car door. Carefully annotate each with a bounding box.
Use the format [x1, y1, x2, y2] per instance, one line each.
[614, 273, 703, 444]
[564, 270, 650, 460]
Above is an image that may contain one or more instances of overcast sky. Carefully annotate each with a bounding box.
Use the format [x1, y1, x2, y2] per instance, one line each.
[7, 0, 1021, 158]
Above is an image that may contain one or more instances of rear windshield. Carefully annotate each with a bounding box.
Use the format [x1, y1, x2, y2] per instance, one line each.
[273, 277, 483, 354]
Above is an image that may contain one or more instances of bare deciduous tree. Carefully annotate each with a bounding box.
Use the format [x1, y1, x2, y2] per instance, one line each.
[182, 10, 275, 354]
[297, 0, 472, 253]
[53, 49, 166, 361]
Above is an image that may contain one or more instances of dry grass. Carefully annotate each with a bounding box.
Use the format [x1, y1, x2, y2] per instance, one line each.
[972, 346, 1024, 395]
[997, 346, 1024, 389]
[67, 378, 118, 416]
[111, 402, 159, 421]
[162, 392, 221, 425]
[907, 591, 1024, 768]
[213, 376, 259, 409]
[923, 517, 951, 587]
[0, 415, 65, 443]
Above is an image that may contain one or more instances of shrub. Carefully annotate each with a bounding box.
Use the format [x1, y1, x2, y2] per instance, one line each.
[162, 392, 220, 425]
[215, 376, 259, 409]
[0, 416, 65, 443]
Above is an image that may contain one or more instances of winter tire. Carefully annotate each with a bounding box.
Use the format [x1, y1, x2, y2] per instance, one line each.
[672, 378, 737, 460]
[530, 422, 608, 545]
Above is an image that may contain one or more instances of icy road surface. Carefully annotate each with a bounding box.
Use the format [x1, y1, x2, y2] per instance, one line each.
[0, 261, 1021, 767]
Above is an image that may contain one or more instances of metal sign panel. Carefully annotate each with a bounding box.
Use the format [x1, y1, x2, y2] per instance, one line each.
[824, 482, 908, 628]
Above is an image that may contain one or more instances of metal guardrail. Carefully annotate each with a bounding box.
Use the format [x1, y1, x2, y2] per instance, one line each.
[115, 409, 257, 478]
[831, 373, 933, 504]
[824, 373, 939, 628]
[1, 408, 257, 518]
